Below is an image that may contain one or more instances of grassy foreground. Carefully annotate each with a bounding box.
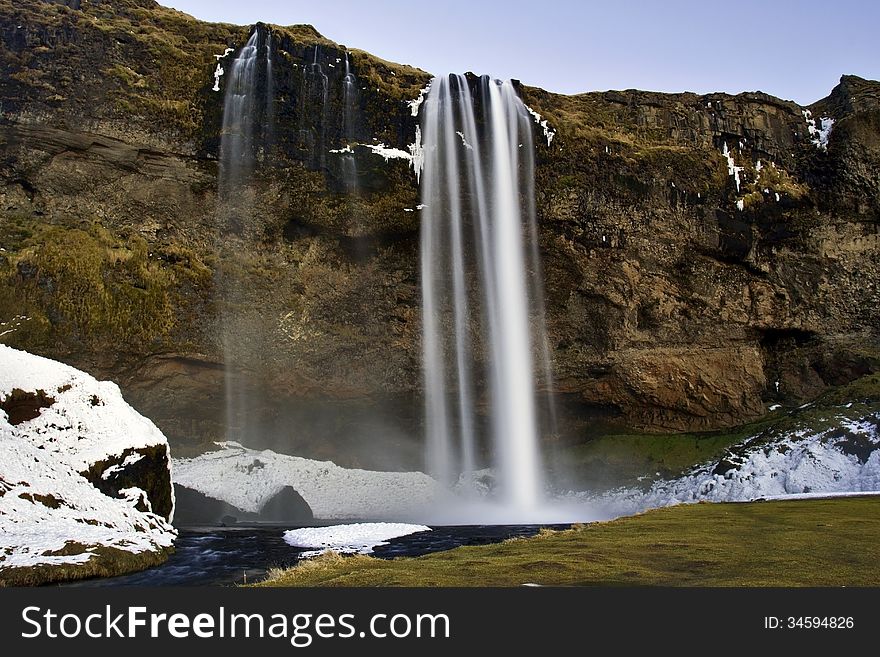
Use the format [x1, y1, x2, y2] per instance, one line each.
[256, 497, 880, 587]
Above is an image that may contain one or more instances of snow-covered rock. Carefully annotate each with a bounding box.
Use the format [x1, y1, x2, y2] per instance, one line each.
[574, 412, 880, 516]
[0, 345, 176, 583]
[173, 441, 447, 520]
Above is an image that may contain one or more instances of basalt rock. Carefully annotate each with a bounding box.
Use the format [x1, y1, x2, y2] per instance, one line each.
[0, 0, 877, 465]
[173, 483, 314, 526]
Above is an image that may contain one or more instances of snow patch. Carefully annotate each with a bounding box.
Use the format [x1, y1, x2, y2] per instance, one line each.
[802, 109, 834, 150]
[0, 345, 169, 470]
[0, 314, 30, 338]
[283, 522, 431, 556]
[211, 48, 234, 92]
[816, 116, 834, 149]
[524, 105, 556, 146]
[336, 130, 424, 184]
[721, 142, 743, 192]
[101, 452, 145, 480]
[409, 125, 424, 183]
[364, 143, 412, 161]
[406, 83, 431, 117]
[572, 414, 880, 517]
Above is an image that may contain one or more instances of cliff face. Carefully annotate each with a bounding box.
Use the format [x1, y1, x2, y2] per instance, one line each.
[524, 79, 880, 433]
[0, 0, 878, 465]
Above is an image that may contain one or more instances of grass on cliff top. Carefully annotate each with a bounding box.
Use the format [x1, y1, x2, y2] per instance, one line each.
[3, 0, 427, 138]
[255, 496, 880, 587]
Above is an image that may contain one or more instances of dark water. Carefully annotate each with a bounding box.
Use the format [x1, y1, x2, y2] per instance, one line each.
[65, 524, 567, 587]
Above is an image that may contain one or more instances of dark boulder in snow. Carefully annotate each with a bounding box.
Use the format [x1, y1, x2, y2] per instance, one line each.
[173, 483, 314, 526]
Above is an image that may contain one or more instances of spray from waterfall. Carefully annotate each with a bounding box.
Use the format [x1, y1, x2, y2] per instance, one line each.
[420, 74, 556, 516]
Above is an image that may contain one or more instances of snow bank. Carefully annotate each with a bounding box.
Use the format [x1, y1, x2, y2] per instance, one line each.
[0, 345, 168, 472]
[283, 522, 431, 556]
[0, 345, 175, 571]
[173, 442, 447, 520]
[574, 413, 880, 517]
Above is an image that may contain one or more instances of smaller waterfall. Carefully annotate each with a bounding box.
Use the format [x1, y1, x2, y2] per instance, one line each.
[216, 30, 275, 445]
[219, 31, 259, 198]
[342, 52, 358, 142]
[263, 32, 274, 151]
[299, 45, 329, 169]
[340, 52, 359, 193]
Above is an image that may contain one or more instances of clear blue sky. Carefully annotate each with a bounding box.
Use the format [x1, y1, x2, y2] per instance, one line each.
[159, 0, 878, 104]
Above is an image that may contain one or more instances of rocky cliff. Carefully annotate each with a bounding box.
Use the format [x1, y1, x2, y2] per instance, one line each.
[0, 0, 878, 467]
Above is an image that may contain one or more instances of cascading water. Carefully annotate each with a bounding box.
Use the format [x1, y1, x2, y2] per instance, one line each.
[420, 74, 556, 516]
[217, 30, 273, 443]
[263, 32, 274, 150]
[340, 52, 358, 192]
[218, 31, 259, 198]
[299, 45, 329, 169]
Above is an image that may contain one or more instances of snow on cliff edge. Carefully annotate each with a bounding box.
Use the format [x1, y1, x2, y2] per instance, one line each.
[0, 345, 175, 571]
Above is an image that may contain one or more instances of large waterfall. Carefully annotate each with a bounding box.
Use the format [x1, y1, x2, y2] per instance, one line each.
[420, 75, 555, 515]
[215, 36, 563, 519]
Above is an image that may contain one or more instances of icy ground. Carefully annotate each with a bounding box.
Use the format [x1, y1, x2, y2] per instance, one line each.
[283, 522, 431, 556]
[174, 410, 880, 527]
[575, 413, 880, 517]
[0, 345, 175, 569]
[173, 442, 448, 520]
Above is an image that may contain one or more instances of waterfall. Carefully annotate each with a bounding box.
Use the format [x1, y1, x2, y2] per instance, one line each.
[340, 52, 358, 193]
[342, 52, 358, 142]
[300, 45, 329, 169]
[218, 31, 259, 199]
[217, 30, 273, 444]
[420, 74, 553, 514]
[263, 32, 274, 151]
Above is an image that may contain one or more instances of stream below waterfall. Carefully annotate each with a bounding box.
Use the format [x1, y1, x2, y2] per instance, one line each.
[64, 524, 569, 587]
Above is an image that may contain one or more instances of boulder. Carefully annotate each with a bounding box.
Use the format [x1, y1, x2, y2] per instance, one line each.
[0, 345, 176, 586]
[173, 483, 314, 525]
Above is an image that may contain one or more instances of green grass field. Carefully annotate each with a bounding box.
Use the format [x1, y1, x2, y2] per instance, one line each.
[255, 497, 880, 587]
